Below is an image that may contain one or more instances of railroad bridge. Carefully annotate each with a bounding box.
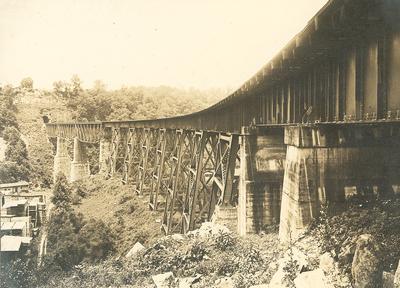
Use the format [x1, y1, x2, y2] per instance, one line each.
[46, 0, 400, 242]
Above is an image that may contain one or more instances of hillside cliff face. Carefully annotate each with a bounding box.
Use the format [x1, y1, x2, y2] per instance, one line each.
[15, 90, 73, 187]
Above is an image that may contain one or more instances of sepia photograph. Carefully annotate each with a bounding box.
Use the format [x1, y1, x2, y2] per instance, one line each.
[1, 0, 400, 287]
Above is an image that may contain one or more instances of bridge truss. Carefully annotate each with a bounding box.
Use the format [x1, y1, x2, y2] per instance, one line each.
[103, 127, 240, 234]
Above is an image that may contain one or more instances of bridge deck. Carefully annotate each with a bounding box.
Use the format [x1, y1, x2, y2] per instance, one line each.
[46, 0, 400, 138]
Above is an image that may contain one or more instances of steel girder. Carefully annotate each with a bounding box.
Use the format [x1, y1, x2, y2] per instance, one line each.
[46, 123, 103, 143]
[160, 130, 239, 234]
[107, 127, 240, 235]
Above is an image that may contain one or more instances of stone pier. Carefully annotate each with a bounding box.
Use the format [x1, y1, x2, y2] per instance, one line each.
[53, 137, 71, 182]
[70, 137, 90, 182]
[238, 127, 286, 236]
[279, 124, 400, 242]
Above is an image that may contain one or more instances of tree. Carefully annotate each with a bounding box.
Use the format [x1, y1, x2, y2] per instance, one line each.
[78, 219, 114, 261]
[0, 106, 18, 133]
[20, 77, 33, 91]
[46, 207, 85, 270]
[51, 174, 72, 209]
[3, 127, 29, 166]
[53, 80, 70, 98]
[70, 74, 83, 98]
[92, 80, 106, 93]
[0, 84, 17, 109]
[0, 161, 29, 183]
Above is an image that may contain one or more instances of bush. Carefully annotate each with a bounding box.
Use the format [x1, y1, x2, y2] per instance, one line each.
[214, 231, 236, 251]
[0, 258, 38, 288]
[46, 175, 115, 271]
[0, 161, 30, 183]
[51, 174, 72, 208]
[313, 195, 400, 274]
[79, 219, 114, 262]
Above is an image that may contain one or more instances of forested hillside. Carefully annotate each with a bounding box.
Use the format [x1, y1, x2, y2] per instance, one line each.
[0, 76, 227, 187]
[52, 75, 228, 122]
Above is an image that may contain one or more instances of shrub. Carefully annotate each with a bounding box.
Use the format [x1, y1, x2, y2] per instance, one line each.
[46, 208, 86, 270]
[51, 174, 72, 208]
[214, 231, 236, 251]
[78, 219, 115, 262]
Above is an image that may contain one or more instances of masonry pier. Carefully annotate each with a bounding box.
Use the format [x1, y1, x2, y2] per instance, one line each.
[53, 137, 70, 182]
[70, 138, 90, 182]
[238, 126, 286, 235]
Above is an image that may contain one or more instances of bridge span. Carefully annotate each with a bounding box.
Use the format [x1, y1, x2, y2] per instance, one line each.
[46, 0, 400, 242]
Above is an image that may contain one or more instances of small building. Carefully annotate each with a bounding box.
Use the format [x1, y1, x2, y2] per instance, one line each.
[0, 181, 29, 194]
[0, 221, 28, 237]
[0, 235, 32, 261]
[3, 194, 46, 227]
[1, 200, 28, 217]
[1, 216, 31, 237]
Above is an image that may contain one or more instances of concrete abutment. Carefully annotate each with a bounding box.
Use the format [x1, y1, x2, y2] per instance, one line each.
[279, 124, 400, 242]
[238, 126, 286, 236]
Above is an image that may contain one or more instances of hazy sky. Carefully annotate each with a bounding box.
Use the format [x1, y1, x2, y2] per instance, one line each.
[0, 0, 328, 90]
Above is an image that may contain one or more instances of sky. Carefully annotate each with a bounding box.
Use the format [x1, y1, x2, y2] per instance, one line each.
[0, 0, 328, 90]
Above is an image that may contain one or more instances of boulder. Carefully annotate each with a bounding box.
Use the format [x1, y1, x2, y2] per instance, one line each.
[269, 266, 289, 288]
[351, 234, 382, 288]
[189, 222, 231, 238]
[293, 269, 332, 288]
[382, 271, 394, 288]
[171, 234, 185, 241]
[269, 248, 309, 288]
[281, 247, 309, 273]
[152, 272, 175, 288]
[214, 277, 234, 288]
[394, 260, 400, 287]
[178, 274, 201, 288]
[338, 242, 356, 266]
[319, 252, 335, 274]
[125, 242, 145, 258]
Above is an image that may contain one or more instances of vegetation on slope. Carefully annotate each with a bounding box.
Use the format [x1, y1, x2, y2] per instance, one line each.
[0, 85, 31, 183]
[52, 76, 227, 122]
[1, 75, 226, 187]
[312, 193, 400, 283]
[71, 175, 163, 255]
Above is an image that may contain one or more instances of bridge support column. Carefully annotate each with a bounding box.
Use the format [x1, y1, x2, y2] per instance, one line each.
[70, 138, 90, 182]
[53, 137, 71, 182]
[99, 138, 111, 175]
[238, 127, 286, 236]
[279, 124, 400, 242]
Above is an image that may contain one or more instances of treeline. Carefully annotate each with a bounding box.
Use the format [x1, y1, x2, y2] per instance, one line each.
[0, 76, 227, 185]
[52, 76, 227, 121]
[0, 84, 31, 184]
[0, 175, 114, 288]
